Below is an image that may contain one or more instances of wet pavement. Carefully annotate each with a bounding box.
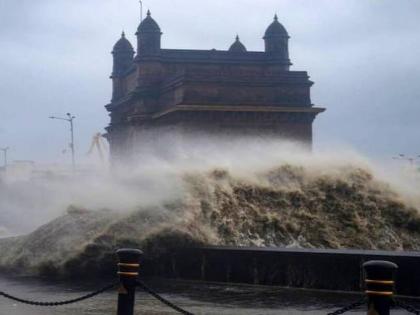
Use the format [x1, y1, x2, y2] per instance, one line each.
[0, 275, 414, 314]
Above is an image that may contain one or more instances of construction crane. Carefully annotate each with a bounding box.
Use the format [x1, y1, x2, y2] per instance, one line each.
[87, 133, 107, 163]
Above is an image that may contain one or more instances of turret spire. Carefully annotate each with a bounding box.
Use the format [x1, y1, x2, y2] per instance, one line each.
[229, 34, 247, 53]
[136, 9, 162, 56]
[111, 32, 134, 99]
[263, 15, 290, 68]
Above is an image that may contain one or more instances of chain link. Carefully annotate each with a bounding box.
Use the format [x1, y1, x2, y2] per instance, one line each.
[327, 298, 366, 315]
[9, 279, 420, 315]
[394, 299, 420, 315]
[136, 280, 194, 315]
[0, 282, 117, 306]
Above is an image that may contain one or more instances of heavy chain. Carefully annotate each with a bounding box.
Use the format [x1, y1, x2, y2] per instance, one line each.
[394, 299, 420, 315]
[136, 280, 194, 315]
[327, 298, 366, 315]
[0, 282, 117, 306]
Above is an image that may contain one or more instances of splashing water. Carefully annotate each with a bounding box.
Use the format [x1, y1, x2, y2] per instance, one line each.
[0, 134, 419, 277]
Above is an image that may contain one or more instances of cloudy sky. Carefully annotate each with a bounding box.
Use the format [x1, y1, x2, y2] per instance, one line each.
[0, 0, 419, 164]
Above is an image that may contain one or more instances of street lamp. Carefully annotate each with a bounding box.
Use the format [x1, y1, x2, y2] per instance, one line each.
[0, 147, 9, 169]
[392, 154, 420, 166]
[49, 113, 76, 171]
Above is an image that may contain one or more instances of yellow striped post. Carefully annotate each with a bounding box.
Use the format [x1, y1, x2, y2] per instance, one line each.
[363, 260, 398, 315]
[116, 248, 143, 315]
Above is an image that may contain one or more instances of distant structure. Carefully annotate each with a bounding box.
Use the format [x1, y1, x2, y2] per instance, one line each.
[105, 11, 325, 162]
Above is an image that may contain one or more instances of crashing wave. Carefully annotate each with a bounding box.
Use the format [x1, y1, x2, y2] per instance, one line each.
[0, 163, 419, 278]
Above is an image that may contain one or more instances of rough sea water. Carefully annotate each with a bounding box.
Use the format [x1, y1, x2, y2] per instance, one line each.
[0, 137, 419, 312]
[0, 138, 419, 278]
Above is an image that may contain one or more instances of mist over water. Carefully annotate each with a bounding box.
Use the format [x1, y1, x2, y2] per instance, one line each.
[1, 133, 420, 277]
[0, 133, 419, 238]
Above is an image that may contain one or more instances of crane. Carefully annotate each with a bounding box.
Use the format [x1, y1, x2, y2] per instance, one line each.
[87, 133, 107, 163]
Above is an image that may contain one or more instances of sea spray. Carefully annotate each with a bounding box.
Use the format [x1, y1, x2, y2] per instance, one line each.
[0, 137, 419, 277]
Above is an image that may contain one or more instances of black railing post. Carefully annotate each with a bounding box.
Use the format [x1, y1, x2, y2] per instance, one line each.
[363, 260, 398, 315]
[116, 248, 143, 315]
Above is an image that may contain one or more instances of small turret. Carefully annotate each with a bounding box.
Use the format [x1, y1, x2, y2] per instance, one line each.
[228, 35, 247, 53]
[112, 32, 135, 77]
[263, 14, 290, 62]
[136, 10, 162, 56]
[111, 32, 134, 101]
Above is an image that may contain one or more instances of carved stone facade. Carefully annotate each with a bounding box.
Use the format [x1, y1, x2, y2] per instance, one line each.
[105, 11, 325, 163]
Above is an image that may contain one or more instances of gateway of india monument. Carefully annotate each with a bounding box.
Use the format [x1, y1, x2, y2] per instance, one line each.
[105, 10, 325, 162]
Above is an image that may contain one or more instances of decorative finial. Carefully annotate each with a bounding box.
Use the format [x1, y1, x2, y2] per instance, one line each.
[147, 9, 151, 16]
[121, 31, 125, 37]
[236, 34, 240, 41]
[274, 13, 278, 21]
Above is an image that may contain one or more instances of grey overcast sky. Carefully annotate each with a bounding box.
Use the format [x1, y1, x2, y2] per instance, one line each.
[0, 0, 419, 163]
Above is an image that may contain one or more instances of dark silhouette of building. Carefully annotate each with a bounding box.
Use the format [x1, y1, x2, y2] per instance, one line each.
[105, 11, 325, 162]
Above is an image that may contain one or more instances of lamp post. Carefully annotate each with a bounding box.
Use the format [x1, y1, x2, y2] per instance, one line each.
[392, 154, 420, 166]
[49, 113, 76, 171]
[0, 147, 9, 169]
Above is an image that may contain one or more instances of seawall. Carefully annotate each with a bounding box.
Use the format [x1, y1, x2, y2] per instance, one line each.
[144, 246, 420, 296]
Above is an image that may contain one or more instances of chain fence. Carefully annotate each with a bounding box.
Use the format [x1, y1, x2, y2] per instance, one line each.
[1, 277, 420, 315]
[325, 298, 420, 315]
[136, 280, 194, 315]
[326, 298, 366, 315]
[0, 281, 117, 306]
[394, 299, 420, 315]
[0, 279, 194, 314]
